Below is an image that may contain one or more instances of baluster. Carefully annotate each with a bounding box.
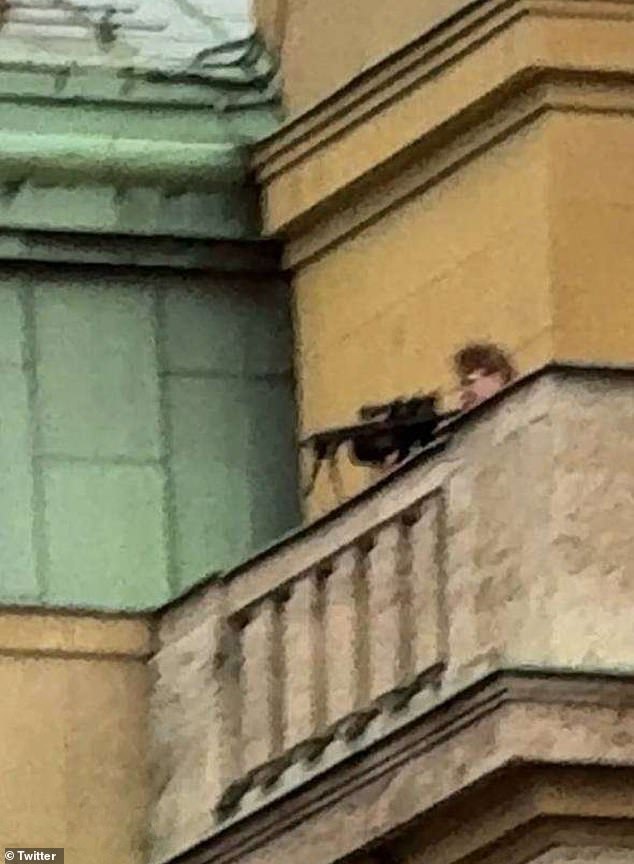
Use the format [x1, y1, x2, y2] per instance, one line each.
[324, 548, 359, 726]
[212, 616, 244, 787]
[408, 496, 446, 674]
[367, 521, 407, 701]
[284, 574, 320, 750]
[240, 598, 280, 773]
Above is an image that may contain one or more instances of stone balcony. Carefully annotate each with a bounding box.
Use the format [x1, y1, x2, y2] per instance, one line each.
[150, 364, 634, 864]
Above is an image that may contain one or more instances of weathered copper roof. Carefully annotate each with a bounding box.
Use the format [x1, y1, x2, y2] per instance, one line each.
[0, 2, 281, 242]
[0, 1, 279, 108]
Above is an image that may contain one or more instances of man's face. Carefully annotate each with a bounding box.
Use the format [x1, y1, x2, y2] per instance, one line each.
[460, 369, 506, 410]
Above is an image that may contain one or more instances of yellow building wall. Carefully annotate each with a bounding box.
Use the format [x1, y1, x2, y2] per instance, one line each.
[549, 112, 634, 363]
[0, 610, 152, 864]
[257, 0, 475, 113]
[296, 120, 553, 433]
[295, 120, 553, 515]
[254, 2, 634, 519]
[291, 110, 634, 517]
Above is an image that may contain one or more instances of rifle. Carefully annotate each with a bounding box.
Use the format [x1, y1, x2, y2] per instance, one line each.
[300, 395, 454, 498]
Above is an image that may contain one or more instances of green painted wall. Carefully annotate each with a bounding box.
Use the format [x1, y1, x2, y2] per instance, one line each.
[0, 268, 299, 610]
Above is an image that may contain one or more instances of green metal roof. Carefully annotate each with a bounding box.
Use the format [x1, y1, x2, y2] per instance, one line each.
[0, 3, 282, 241]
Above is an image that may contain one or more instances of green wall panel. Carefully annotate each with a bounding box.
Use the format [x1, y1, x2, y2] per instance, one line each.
[0, 367, 38, 601]
[0, 58, 294, 611]
[35, 282, 161, 461]
[43, 463, 169, 608]
[244, 288, 294, 375]
[0, 281, 25, 368]
[164, 281, 294, 376]
[164, 286, 249, 374]
[0, 279, 38, 601]
[8, 185, 119, 234]
[0, 269, 299, 611]
[168, 377, 252, 592]
[245, 377, 301, 552]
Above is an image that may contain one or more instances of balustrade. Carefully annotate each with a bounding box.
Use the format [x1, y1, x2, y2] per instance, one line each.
[206, 491, 445, 814]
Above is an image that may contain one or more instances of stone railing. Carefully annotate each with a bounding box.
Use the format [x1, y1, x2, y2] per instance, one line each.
[151, 428, 455, 858]
[217, 489, 446, 811]
[151, 369, 634, 863]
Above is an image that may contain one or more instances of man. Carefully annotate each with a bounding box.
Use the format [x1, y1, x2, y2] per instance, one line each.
[453, 342, 516, 411]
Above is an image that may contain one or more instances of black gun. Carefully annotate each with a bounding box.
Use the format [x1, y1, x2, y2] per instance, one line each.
[301, 394, 445, 468]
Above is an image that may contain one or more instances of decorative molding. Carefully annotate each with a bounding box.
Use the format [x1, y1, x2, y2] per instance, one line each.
[285, 71, 634, 268]
[0, 50, 280, 242]
[0, 59, 282, 115]
[255, 0, 634, 174]
[251, 0, 634, 264]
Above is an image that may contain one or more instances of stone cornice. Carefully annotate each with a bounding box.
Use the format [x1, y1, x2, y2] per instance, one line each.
[252, 0, 634, 264]
[162, 669, 634, 864]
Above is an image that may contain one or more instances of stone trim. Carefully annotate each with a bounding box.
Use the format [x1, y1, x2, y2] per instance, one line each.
[255, 0, 537, 173]
[161, 669, 634, 864]
[215, 661, 445, 820]
[281, 72, 634, 268]
[394, 805, 634, 864]
[151, 368, 634, 861]
[255, 0, 634, 169]
[0, 61, 281, 128]
[0, 607, 154, 660]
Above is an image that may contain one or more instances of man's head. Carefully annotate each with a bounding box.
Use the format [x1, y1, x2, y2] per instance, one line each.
[453, 343, 516, 411]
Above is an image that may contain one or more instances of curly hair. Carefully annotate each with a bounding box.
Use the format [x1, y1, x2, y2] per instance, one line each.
[453, 343, 516, 384]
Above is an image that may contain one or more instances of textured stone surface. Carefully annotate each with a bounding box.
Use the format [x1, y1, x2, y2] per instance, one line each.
[367, 521, 406, 699]
[190, 698, 634, 864]
[241, 600, 280, 772]
[324, 548, 360, 724]
[149, 597, 237, 864]
[284, 575, 321, 748]
[531, 850, 634, 864]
